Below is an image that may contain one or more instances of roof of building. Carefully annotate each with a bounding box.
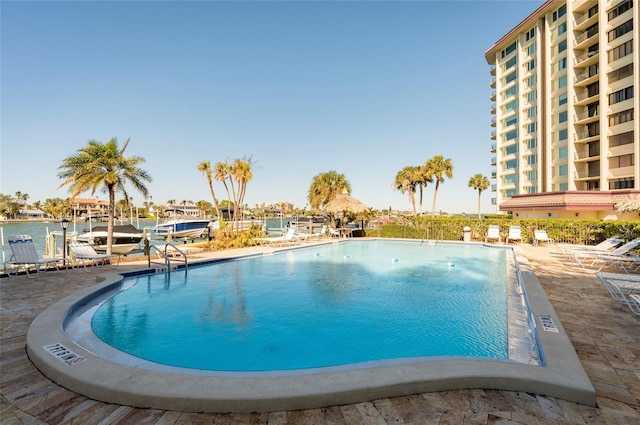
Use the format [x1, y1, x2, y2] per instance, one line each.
[499, 190, 640, 211]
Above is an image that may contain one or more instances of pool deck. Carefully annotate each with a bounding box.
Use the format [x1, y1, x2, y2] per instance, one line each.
[1, 242, 639, 424]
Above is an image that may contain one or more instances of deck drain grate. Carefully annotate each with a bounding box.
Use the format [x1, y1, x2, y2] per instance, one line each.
[43, 343, 86, 365]
[538, 315, 559, 333]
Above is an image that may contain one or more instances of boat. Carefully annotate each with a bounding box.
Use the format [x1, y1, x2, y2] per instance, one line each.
[153, 217, 212, 240]
[76, 224, 144, 254]
[209, 218, 264, 232]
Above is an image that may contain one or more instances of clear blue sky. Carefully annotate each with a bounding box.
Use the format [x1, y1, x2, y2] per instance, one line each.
[1, 0, 542, 214]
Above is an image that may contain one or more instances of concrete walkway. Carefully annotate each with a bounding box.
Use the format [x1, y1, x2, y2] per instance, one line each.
[1, 243, 638, 424]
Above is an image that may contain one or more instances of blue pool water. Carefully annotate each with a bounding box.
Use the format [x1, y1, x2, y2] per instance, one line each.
[91, 240, 521, 372]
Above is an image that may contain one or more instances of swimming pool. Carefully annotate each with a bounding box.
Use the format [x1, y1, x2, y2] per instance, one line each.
[27, 239, 596, 412]
[90, 240, 528, 372]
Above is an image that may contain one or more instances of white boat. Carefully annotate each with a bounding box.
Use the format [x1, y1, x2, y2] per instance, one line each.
[76, 224, 144, 254]
[153, 217, 212, 240]
[209, 218, 264, 232]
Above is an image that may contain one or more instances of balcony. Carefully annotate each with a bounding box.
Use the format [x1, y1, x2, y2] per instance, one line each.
[574, 149, 600, 161]
[490, 90, 496, 101]
[574, 109, 599, 124]
[490, 157, 497, 165]
[574, 130, 600, 143]
[491, 171, 496, 179]
[490, 116, 496, 127]
[574, 30, 598, 49]
[490, 76, 496, 88]
[574, 89, 598, 105]
[490, 103, 496, 113]
[575, 170, 600, 180]
[574, 50, 599, 67]
[490, 130, 496, 140]
[490, 64, 496, 76]
[491, 143, 497, 153]
[573, 11, 598, 30]
[491, 184, 497, 192]
[574, 68, 598, 85]
[490, 198, 497, 205]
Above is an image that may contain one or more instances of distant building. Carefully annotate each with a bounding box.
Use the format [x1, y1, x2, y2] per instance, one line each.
[17, 209, 48, 219]
[485, 0, 639, 219]
[71, 198, 110, 219]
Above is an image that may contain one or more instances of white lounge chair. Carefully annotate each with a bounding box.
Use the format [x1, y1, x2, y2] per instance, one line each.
[595, 272, 640, 308]
[506, 226, 522, 244]
[6, 234, 65, 278]
[296, 225, 328, 241]
[556, 235, 624, 256]
[484, 225, 501, 244]
[533, 230, 554, 246]
[69, 242, 119, 271]
[629, 294, 640, 316]
[571, 238, 640, 271]
[255, 227, 299, 247]
[328, 227, 341, 238]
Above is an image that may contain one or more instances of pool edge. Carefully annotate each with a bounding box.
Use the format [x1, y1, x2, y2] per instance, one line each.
[26, 245, 596, 413]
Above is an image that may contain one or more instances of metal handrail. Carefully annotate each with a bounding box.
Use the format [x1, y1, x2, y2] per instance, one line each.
[148, 242, 188, 274]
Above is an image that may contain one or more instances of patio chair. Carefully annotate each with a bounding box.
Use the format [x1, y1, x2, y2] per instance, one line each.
[69, 242, 119, 272]
[6, 234, 64, 278]
[556, 235, 624, 256]
[328, 227, 341, 238]
[296, 225, 328, 241]
[484, 225, 501, 244]
[506, 226, 522, 244]
[595, 272, 640, 307]
[533, 230, 554, 246]
[255, 226, 299, 247]
[571, 238, 640, 271]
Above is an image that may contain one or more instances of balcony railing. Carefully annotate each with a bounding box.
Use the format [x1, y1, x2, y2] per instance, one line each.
[574, 149, 599, 160]
[491, 130, 496, 139]
[575, 68, 598, 83]
[574, 109, 599, 121]
[490, 157, 497, 165]
[575, 130, 600, 141]
[575, 170, 600, 179]
[574, 50, 598, 65]
[574, 30, 598, 46]
[574, 90, 598, 103]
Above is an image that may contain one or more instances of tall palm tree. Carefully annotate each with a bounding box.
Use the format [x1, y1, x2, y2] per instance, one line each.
[57, 138, 151, 254]
[468, 174, 490, 220]
[214, 161, 232, 219]
[416, 165, 433, 215]
[425, 155, 454, 217]
[393, 166, 419, 215]
[231, 157, 254, 230]
[197, 161, 221, 219]
[308, 171, 350, 226]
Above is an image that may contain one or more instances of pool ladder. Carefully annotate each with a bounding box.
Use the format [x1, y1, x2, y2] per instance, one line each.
[148, 243, 188, 274]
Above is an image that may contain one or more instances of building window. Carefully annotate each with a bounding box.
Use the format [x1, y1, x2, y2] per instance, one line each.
[505, 71, 517, 84]
[559, 183, 568, 191]
[608, 39, 633, 62]
[609, 109, 634, 126]
[505, 99, 518, 112]
[609, 131, 634, 147]
[527, 170, 537, 181]
[505, 85, 517, 98]
[526, 59, 536, 71]
[608, 63, 633, 83]
[608, 19, 633, 41]
[525, 27, 536, 41]
[527, 91, 537, 102]
[558, 93, 568, 105]
[505, 174, 518, 184]
[552, 4, 566, 21]
[558, 165, 568, 176]
[558, 111, 568, 123]
[609, 154, 634, 169]
[506, 159, 518, 169]
[505, 129, 518, 140]
[556, 57, 567, 71]
[527, 123, 537, 133]
[557, 40, 567, 53]
[609, 86, 634, 104]
[527, 75, 537, 87]
[527, 106, 537, 118]
[505, 189, 517, 198]
[527, 43, 536, 55]
[558, 75, 567, 89]
[527, 186, 537, 194]
[557, 22, 567, 36]
[505, 115, 518, 126]
[527, 155, 536, 165]
[559, 129, 568, 141]
[608, 0, 633, 21]
[558, 147, 568, 159]
[505, 56, 517, 70]
[527, 139, 537, 149]
[502, 41, 517, 58]
[609, 177, 635, 189]
[505, 144, 518, 155]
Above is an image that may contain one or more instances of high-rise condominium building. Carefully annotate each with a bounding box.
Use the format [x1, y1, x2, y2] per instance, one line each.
[485, 0, 639, 219]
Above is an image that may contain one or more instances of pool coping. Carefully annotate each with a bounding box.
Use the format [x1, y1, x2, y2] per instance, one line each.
[26, 242, 596, 413]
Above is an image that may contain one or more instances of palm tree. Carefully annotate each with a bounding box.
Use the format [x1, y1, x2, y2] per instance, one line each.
[57, 138, 152, 254]
[416, 165, 433, 215]
[231, 157, 254, 230]
[393, 166, 419, 215]
[468, 174, 490, 220]
[197, 161, 221, 219]
[425, 155, 454, 217]
[214, 161, 232, 219]
[308, 171, 350, 226]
